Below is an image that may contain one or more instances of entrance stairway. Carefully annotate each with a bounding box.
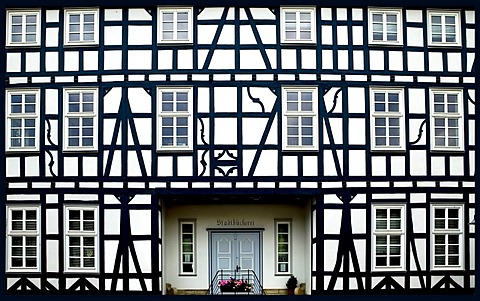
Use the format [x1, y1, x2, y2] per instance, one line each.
[206, 269, 265, 295]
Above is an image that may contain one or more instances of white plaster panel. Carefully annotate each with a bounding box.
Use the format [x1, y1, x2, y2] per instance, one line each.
[64, 51, 79, 71]
[408, 88, 426, 114]
[214, 118, 237, 144]
[266, 49, 277, 69]
[46, 240, 59, 273]
[411, 208, 426, 233]
[240, 49, 266, 69]
[253, 150, 277, 176]
[469, 119, 475, 146]
[410, 150, 426, 176]
[337, 8, 347, 20]
[104, 26, 123, 45]
[242, 87, 276, 113]
[6, 157, 20, 177]
[348, 118, 365, 145]
[322, 50, 333, 69]
[282, 156, 297, 176]
[240, 25, 256, 44]
[128, 8, 151, 21]
[466, 29, 475, 48]
[128, 50, 151, 70]
[349, 150, 366, 176]
[321, 8, 332, 20]
[83, 157, 97, 177]
[324, 209, 342, 234]
[45, 27, 59, 47]
[324, 118, 343, 144]
[63, 157, 78, 177]
[431, 156, 445, 176]
[157, 156, 173, 177]
[391, 156, 405, 176]
[158, 50, 173, 69]
[407, 52, 424, 71]
[104, 87, 122, 114]
[449, 156, 464, 176]
[214, 87, 237, 112]
[128, 150, 142, 176]
[470, 151, 475, 176]
[46, 209, 58, 234]
[447, 52, 462, 72]
[7, 53, 21, 72]
[428, 52, 443, 72]
[301, 49, 316, 69]
[130, 119, 152, 145]
[389, 51, 403, 71]
[411, 239, 426, 269]
[468, 89, 475, 115]
[45, 89, 58, 115]
[25, 156, 39, 177]
[303, 156, 318, 176]
[128, 87, 152, 114]
[198, 7, 224, 20]
[45, 52, 59, 72]
[104, 150, 122, 176]
[257, 25, 276, 44]
[104, 241, 120, 273]
[337, 26, 348, 45]
[250, 8, 275, 19]
[467, 53, 475, 73]
[338, 50, 348, 70]
[322, 25, 332, 44]
[352, 8, 363, 20]
[407, 27, 423, 47]
[104, 50, 122, 70]
[46, 10, 59, 22]
[406, 10, 422, 22]
[352, 26, 363, 45]
[197, 87, 210, 113]
[324, 149, 343, 176]
[128, 26, 152, 45]
[465, 11, 475, 24]
[130, 210, 151, 235]
[177, 156, 193, 177]
[353, 50, 364, 70]
[369, 50, 384, 70]
[177, 49, 193, 69]
[105, 9, 122, 21]
[131, 241, 152, 274]
[371, 156, 386, 176]
[351, 210, 366, 234]
[83, 51, 98, 71]
[347, 87, 365, 113]
[218, 25, 235, 44]
[209, 49, 235, 69]
[281, 49, 296, 69]
[410, 193, 426, 203]
[197, 25, 216, 44]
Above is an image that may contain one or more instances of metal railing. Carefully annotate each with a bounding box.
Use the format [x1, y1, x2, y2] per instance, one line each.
[206, 269, 265, 295]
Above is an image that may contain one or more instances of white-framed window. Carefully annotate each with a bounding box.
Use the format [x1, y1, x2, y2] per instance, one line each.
[430, 89, 464, 151]
[157, 7, 193, 44]
[64, 8, 99, 45]
[63, 88, 98, 152]
[431, 204, 463, 270]
[282, 87, 318, 151]
[370, 87, 405, 151]
[372, 204, 405, 271]
[275, 220, 291, 274]
[5, 89, 40, 152]
[179, 220, 195, 274]
[280, 7, 316, 44]
[368, 8, 403, 45]
[6, 206, 40, 272]
[64, 206, 98, 273]
[157, 87, 193, 151]
[427, 10, 461, 47]
[6, 10, 41, 46]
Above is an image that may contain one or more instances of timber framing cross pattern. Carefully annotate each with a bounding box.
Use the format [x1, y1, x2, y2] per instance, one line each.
[0, 0, 479, 299]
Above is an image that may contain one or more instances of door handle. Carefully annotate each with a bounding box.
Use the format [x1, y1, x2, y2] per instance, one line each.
[236, 265, 241, 272]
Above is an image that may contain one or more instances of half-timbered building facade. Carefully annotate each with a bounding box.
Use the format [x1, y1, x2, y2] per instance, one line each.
[1, 0, 477, 296]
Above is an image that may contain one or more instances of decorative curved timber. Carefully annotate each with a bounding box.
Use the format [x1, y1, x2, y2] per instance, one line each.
[45, 119, 56, 146]
[198, 117, 209, 145]
[468, 90, 475, 105]
[327, 87, 342, 114]
[199, 149, 209, 177]
[409, 119, 427, 145]
[46, 150, 57, 177]
[247, 86, 266, 113]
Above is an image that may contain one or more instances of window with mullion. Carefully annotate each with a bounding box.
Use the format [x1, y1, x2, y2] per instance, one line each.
[428, 11, 460, 46]
[64, 9, 98, 45]
[180, 221, 195, 274]
[369, 9, 402, 45]
[432, 205, 463, 269]
[430, 89, 463, 151]
[281, 7, 316, 43]
[158, 8, 192, 43]
[63, 88, 97, 151]
[6, 90, 39, 151]
[157, 87, 192, 151]
[7, 10, 40, 46]
[7, 206, 40, 272]
[65, 207, 97, 271]
[370, 88, 404, 151]
[372, 205, 405, 270]
[275, 220, 291, 274]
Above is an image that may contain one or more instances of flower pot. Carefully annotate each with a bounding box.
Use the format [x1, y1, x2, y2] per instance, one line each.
[287, 288, 295, 295]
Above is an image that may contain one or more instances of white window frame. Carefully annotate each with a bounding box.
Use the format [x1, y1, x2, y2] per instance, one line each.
[370, 87, 405, 151]
[427, 10, 461, 47]
[6, 206, 41, 272]
[280, 7, 316, 44]
[372, 204, 406, 271]
[156, 86, 193, 151]
[5, 89, 40, 152]
[431, 204, 464, 270]
[64, 205, 99, 273]
[179, 220, 196, 275]
[429, 88, 464, 151]
[63, 87, 98, 152]
[64, 8, 99, 46]
[6, 9, 41, 46]
[368, 8, 403, 45]
[275, 220, 291, 275]
[282, 86, 319, 151]
[157, 7, 193, 44]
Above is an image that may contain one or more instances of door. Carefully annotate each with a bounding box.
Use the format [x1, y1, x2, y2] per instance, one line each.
[210, 232, 261, 282]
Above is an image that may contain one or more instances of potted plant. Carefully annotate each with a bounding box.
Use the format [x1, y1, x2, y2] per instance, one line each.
[286, 275, 298, 295]
[219, 277, 253, 293]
